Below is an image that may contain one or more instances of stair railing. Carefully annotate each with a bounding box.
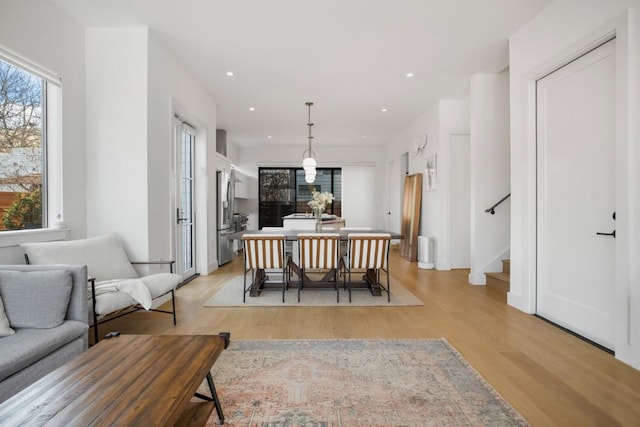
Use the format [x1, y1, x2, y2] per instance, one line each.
[485, 193, 510, 215]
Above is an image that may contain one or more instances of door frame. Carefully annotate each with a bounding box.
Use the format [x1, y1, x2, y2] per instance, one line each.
[512, 15, 634, 365]
[172, 117, 197, 279]
[530, 29, 622, 309]
[535, 37, 616, 349]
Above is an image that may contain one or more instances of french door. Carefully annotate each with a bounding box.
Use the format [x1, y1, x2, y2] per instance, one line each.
[536, 38, 616, 349]
[174, 119, 196, 279]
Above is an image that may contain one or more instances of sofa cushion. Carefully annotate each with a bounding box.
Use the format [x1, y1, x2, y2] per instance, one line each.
[0, 295, 14, 337]
[21, 233, 139, 282]
[0, 320, 88, 382]
[0, 270, 72, 328]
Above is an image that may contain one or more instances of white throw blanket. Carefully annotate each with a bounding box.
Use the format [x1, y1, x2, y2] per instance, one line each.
[92, 278, 153, 310]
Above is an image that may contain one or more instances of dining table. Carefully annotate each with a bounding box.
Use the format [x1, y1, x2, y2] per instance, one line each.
[231, 229, 403, 298]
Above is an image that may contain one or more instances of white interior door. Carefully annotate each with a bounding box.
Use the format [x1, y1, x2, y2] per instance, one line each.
[174, 121, 197, 279]
[536, 38, 616, 349]
[451, 133, 471, 269]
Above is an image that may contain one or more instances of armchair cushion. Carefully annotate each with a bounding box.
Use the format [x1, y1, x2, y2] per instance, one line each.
[0, 270, 72, 329]
[91, 273, 181, 315]
[21, 233, 139, 282]
[141, 273, 183, 298]
[94, 278, 153, 310]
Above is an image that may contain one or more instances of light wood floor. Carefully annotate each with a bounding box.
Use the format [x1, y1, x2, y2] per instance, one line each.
[101, 250, 640, 426]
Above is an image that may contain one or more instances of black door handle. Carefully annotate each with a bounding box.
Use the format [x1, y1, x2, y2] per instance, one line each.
[176, 208, 188, 224]
[596, 230, 616, 238]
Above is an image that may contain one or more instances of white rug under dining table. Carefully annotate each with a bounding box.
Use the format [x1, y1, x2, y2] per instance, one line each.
[203, 275, 424, 307]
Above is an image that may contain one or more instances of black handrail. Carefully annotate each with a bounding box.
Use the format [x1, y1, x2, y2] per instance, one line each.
[485, 193, 510, 215]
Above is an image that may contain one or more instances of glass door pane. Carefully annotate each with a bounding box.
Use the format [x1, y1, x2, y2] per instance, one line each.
[175, 123, 196, 278]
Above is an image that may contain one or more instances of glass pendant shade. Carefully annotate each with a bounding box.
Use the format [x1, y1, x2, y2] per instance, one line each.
[302, 156, 316, 170]
[305, 168, 316, 183]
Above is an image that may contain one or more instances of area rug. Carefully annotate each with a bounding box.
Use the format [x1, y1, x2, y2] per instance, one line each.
[201, 338, 529, 426]
[203, 275, 423, 307]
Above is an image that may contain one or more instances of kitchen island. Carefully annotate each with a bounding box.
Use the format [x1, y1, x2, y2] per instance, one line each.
[282, 213, 345, 230]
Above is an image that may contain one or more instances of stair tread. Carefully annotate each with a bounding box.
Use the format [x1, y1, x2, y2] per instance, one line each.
[486, 272, 510, 282]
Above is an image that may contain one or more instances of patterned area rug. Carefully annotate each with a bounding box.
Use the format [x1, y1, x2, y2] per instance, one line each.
[203, 276, 423, 307]
[202, 339, 529, 426]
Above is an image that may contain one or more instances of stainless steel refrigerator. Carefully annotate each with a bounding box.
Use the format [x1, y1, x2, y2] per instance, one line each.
[217, 169, 235, 265]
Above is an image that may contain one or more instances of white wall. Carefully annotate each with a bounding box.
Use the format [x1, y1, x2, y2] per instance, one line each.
[147, 33, 218, 274]
[468, 72, 511, 284]
[386, 100, 469, 270]
[86, 27, 219, 272]
[236, 143, 386, 229]
[509, 0, 640, 369]
[0, 0, 86, 263]
[85, 28, 149, 258]
[386, 103, 439, 239]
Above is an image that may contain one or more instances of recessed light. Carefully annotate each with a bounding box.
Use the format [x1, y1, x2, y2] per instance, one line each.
[406, 72, 414, 78]
[362, 135, 367, 139]
[381, 108, 388, 112]
[226, 71, 234, 77]
[267, 135, 272, 139]
[249, 107, 255, 111]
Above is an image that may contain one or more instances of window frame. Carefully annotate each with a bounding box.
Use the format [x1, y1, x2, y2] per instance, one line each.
[258, 167, 342, 229]
[0, 45, 63, 237]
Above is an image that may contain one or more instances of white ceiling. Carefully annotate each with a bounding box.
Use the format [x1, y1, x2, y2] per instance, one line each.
[50, 0, 552, 148]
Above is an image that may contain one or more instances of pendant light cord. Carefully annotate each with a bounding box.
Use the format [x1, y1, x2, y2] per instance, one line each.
[305, 101, 315, 158]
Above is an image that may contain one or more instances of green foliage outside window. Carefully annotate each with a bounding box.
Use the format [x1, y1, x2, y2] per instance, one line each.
[2, 187, 42, 229]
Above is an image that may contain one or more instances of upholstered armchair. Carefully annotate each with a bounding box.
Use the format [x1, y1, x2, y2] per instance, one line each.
[21, 233, 182, 343]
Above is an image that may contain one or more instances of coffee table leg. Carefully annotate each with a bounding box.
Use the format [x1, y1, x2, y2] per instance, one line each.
[206, 372, 224, 425]
[193, 372, 224, 424]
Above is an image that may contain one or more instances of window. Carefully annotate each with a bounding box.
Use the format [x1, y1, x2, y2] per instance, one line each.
[258, 167, 342, 228]
[0, 49, 60, 231]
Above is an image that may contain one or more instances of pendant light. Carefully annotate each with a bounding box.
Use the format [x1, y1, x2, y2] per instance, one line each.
[302, 101, 316, 183]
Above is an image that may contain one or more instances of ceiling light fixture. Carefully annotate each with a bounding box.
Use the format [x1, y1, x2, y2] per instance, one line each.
[226, 71, 234, 77]
[302, 101, 316, 183]
[249, 107, 255, 111]
[406, 72, 414, 78]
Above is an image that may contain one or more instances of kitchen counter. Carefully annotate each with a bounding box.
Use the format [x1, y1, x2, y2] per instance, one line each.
[282, 213, 345, 230]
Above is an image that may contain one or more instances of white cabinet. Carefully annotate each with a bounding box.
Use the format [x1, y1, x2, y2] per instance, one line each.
[234, 171, 248, 198]
[234, 171, 256, 199]
[234, 172, 246, 198]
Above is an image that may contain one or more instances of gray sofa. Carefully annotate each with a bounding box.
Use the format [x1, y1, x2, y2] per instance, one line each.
[0, 265, 89, 404]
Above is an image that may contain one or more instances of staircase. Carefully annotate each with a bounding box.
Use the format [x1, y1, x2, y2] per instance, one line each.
[485, 260, 510, 297]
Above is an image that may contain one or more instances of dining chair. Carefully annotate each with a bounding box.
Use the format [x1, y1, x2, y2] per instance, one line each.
[296, 233, 341, 303]
[242, 234, 289, 303]
[339, 227, 373, 257]
[344, 233, 392, 302]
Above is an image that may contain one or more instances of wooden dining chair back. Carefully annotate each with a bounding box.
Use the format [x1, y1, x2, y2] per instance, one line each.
[339, 227, 372, 256]
[296, 233, 341, 303]
[242, 234, 288, 303]
[345, 233, 392, 302]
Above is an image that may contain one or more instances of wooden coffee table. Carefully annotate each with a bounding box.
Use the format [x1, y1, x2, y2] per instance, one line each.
[0, 334, 229, 426]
